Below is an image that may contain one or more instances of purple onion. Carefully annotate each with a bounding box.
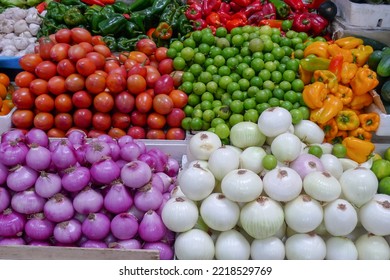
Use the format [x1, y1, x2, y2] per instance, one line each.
[143, 242, 174, 260]
[0, 162, 8, 185]
[115, 159, 127, 169]
[290, 153, 325, 180]
[165, 157, 180, 177]
[108, 142, 120, 161]
[0, 141, 28, 166]
[90, 157, 120, 185]
[25, 213, 54, 241]
[104, 233, 117, 245]
[138, 153, 158, 170]
[155, 172, 175, 193]
[109, 239, 142, 250]
[53, 219, 82, 244]
[117, 135, 133, 148]
[51, 140, 77, 170]
[134, 140, 146, 154]
[81, 213, 111, 241]
[11, 188, 46, 215]
[103, 181, 133, 214]
[120, 142, 142, 162]
[0, 187, 10, 212]
[161, 229, 175, 246]
[138, 210, 166, 242]
[0, 237, 26, 246]
[0, 208, 26, 237]
[35, 172, 62, 198]
[121, 160, 152, 189]
[110, 213, 138, 240]
[151, 173, 164, 193]
[1, 129, 25, 144]
[128, 205, 145, 221]
[73, 187, 104, 215]
[75, 144, 88, 165]
[61, 166, 91, 192]
[80, 240, 108, 248]
[134, 184, 163, 212]
[85, 141, 111, 164]
[29, 240, 51, 246]
[66, 129, 87, 146]
[7, 165, 38, 192]
[44, 194, 74, 223]
[25, 144, 52, 171]
[97, 134, 116, 144]
[25, 128, 49, 147]
[147, 148, 169, 172]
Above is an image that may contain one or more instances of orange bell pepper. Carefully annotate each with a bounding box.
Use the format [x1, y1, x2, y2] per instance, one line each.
[351, 45, 374, 67]
[335, 109, 360, 131]
[334, 84, 353, 105]
[349, 92, 374, 110]
[310, 94, 343, 125]
[320, 118, 338, 141]
[327, 44, 354, 63]
[334, 36, 363, 49]
[342, 136, 375, 163]
[302, 81, 329, 109]
[358, 112, 380, 132]
[350, 65, 379, 96]
[299, 64, 313, 85]
[313, 70, 339, 94]
[303, 41, 329, 58]
[340, 62, 358, 85]
[348, 127, 372, 141]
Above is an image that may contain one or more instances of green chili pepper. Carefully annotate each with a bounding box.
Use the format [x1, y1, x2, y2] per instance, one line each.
[60, 0, 83, 6]
[112, 1, 130, 14]
[98, 15, 127, 36]
[46, 2, 67, 23]
[178, 14, 192, 37]
[151, 0, 171, 15]
[125, 21, 141, 38]
[130, 7, 154, 33]
[128, 0, 154, 12]
[103, 36, 117, 51]
[268, 0, 290, 19]
[101, 5, 116, 17]
[160, 3, 176, 24]
[63, 7, 86, 27]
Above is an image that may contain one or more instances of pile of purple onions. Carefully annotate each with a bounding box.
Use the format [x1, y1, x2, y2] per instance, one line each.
[0, 128, 180, 260]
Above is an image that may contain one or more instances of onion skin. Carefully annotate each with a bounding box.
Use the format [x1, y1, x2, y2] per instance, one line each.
[289, 153, 324, 180]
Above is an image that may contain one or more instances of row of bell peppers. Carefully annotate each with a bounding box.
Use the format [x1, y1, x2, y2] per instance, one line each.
[184, 0, 330, 36]
[300, 37, 381, 163]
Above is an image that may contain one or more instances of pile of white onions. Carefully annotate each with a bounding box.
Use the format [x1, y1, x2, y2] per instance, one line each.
[169, 108, 390, 260]
[0, 128, 180, 260]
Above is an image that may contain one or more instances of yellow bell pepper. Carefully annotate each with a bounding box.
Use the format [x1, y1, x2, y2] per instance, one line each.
[310, 94, 343, 125]
[348, 127, 372, 141]
[330, 130, 348, 144]
[358, 112, 380, 132]
[303, 41, 329, 58]
[349, 92, 374, 110]
[334, 84, 353, 105]
[298, 64, 313, 85]
[340, 62, 358, 85]
[313, 70, 339, 94]
[302, 81, 329, 109]
[342, 136, 375, 163]
[351, 45, 374, 67]
[336, 109, 360, 131]
[350, 65, 379, 96]
[334, 36, 363, 49]
[327, 44, 354, 63]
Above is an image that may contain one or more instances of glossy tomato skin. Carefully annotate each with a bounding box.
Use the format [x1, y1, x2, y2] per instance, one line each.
[35, 61, 57, 80]
[65, 73, 85, 92]
[78, 42, 94, 53]
[135, 38, 157, 56]
[71, 28, 92, 44]
[145, 65, 161, 88]
[72, 90, 93, 109]
[106, 72, 126, 94]
[154, 74, 174, 95]
[127, 74, 147, 95]
[55, 29, 72, 44]
[93, 92, 115, 113]
[54, 113, 73, 131]
[29, 78, 49, 96]
[34, 112, 54, 131]
[127, 63, 147, 77]
[85, 73, 106, 95]
[57, 59, 76, 78]
[169, 89, 188, 108]
[155, 47, 168, 62]
[147, 112, 166, 129]
[94, 45, 112, 58]
[50, 43, 70, 62]
[108, 127, 126, 139]
[19, 53, 43, 73]
[166, 127, 186, 140]
[153, 94, 174, 115]
[12, 88, 34, 109]
[73, 108, 93, 129]
[128, 51, 150, 64]
[112, 112, 131, 130]
[114, 91, 135, 113]
[47, 76, 66, 96]
[76, 58, 96, 77]
[37, 37, 55, 61]
[135, 92, 153, 113]
[146, 129, 166, 139]
[166, 108, 186, 128]
[12, 109, 34, 129]
[127, 126, 146, 139]
[130, 110, 147, 127]
[68, 45, 87, 62]
[47, 128, 66, 138]
[35, 94, 55, 112]
[171, 70, 184, 87]
[15, 71, 36, 88]
[86, 52, 106, 70]
[158, 58, 174, 75]
[54, 93, 73, 113]
[92, 112, 111, 132]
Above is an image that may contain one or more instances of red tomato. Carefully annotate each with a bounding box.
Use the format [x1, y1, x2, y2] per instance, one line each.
[158, 58, 174, 75]
[72, 90, 93, 109]
[29, 78, 49, 96]
[85, 73, 106, 95]
[171, 70, 184, 87]
[95, 70, 108, 78]
[65, 73, 85, 92]
[19, 53, 43, 73]
[104, 59, 120, 73]
[86, 52, 106, 70]
[12, 88, 34, 109]
[147, 112, 166, 129]
[166, 127, 186, 140]
[112, 112, 131, 130]
[169, 89, 188, 108]
[93, 92, 114, 113]
[153, 94, 174, 115]
[47, 128, 66, 138]
[91, 35, 105, 46]
[78, 42, 94, 53]
[127, 126, 146, 139]
[54, 113, 73, 131]
[92, 112, 111, 131]
[166, 108, 186, 128]
[128, 51, 150, 64]
[130, 110, 147, 127]
[37, 37, 55, 60]
[114, 91, 135, 113]
[135, 92, 153, 113]
[68, 45, 87, 62]
[35, 94, 55, 112]
[34, 112, 54, 131]
[145, 65, 161, 88]
[55, 93, 73, 113]
[154, 74, 174, 95]
[127, 63, 147, 77]
[135, 38, 157, 56]
[88, 130, 106, 138]
[35, 61, 57, 80]
[146, 129, 166, 139]
[12, 109, 34, 129]
[50, 43, 70, 62]
[47, 76, 66, 96]
[71, 28, 92, 44]
[124, 58, 138, 71]
[108, 127, 127, 139]
[106, 72, 126, 94]
[127, 74, 147, 95]
[155, 47, 168, 62]
[73, 108, 92, 129]
[76, 58, 96, 77]
[14, 71, 36, 88]
[57, 59, 76, 77]
[55, 29, 72, 44]
[93, 45, 112, 58]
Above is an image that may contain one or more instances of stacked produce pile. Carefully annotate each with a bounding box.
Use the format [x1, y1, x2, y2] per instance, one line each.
[0, 73, 14, 116]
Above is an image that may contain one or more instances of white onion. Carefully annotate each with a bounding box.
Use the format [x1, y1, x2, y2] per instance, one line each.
[323, 199, 358, 236]
[215, 229, 250, 260]
[317, 143, 333, 154]
[270, 132, 302, 164]
[293, 120, 325, 144]
[285, 233, 326, 260]
[325, 237, 358, 260]
[303, 171, 341, 202]
[200, 193, 240, 231]
[339, 158, 359, 171]
[250, 237, 285, 260]
[262, 167, 302, 202]
[186, 160, 209, 170]
[257, 107, 292, 137]
[284, 194, 323, 233]
[339, 167, 378, 208]
[320, 154, 343, 179]
[174, 229, 215, 260]
[162, 197, 199, 233]
[274, 222, 287, 240]
[188, 131, 222, 161]
[221, 169, 263, 203]
[224, 145, 243, 157]
[355, 233, 390, 260]
[208, 146, 240, 181]
[170, 185, 185, 198]
[178, 164, 215, 201]
[239, 146, 267, 174]
[240, 196, 284, 239]
[359, 194, 390, 236]
[230, 121, 266, 149]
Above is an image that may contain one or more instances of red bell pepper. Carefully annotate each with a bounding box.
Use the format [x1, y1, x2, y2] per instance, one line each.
[185, 3, 203, 21]
[283, 0, 307, 11]
[229, 1, 243, 13]
[307, 0, 327, 9]
[153, 22, 173, 40]
[262, 2, 277, 19]
[36, 1, 47, 14]
[232, 0, 254, 7]
[219, 12, 231, 25]
[81, 0, 105, 6]
[203, 0, 221, 16]
[307, 13, 329, 36]
[206, 12, 222, 27]
[219, 2, 231, 14]
[260, 19, 283, 28]
[328, 54, 344, 82]
[243, 1, 263, 17]
[226, 18, 246, 32]
[292, 13, 312, 33]
[192, 18, 208, 30]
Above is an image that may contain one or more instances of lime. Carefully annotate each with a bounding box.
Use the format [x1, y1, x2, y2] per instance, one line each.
[308, 145, 324, 158]
[383, 147, 390, 161]
[378, 177, 390, 195]
[262, 154, 277, 170]
[281, 20, 293, 31]
[332, 143, 347, 158]
[371, 159, 390, 180]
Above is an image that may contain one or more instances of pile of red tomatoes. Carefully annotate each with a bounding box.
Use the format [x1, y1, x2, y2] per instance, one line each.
[12, 27, 187, 140]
